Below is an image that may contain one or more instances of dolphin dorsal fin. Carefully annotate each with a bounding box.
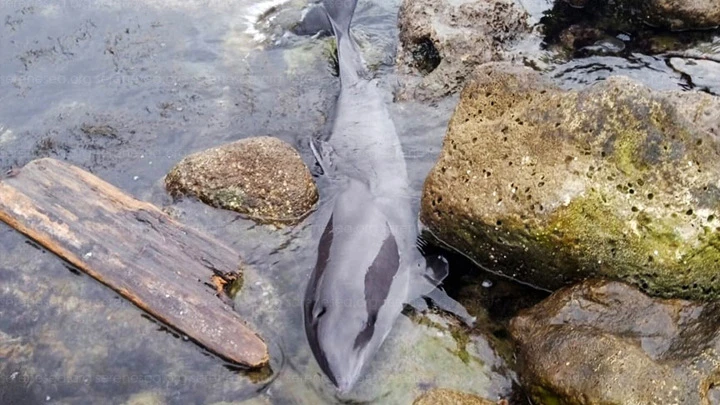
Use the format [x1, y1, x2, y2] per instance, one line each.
[310, 138, 333, 175]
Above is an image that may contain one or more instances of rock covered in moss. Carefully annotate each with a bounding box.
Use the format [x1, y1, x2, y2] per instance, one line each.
[414, 388, 498, 405]
[608, 0, 720, 30]
[510, 279, 720, 405]
[395, 0, 529, 101]
[421, 63, 720, 300]
[165, 136, 317, 225]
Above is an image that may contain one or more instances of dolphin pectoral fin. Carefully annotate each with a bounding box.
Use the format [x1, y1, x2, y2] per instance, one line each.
[406, 254, 475, 327]
[406, 295, 429, 313]
[415, 235, 450, 281]
[422, 288, 476, 327]
[406, 276, 476, 327]
[310, 139, 336, 175]
[406, 253, 447, 300]
[424, 254, 449, 284]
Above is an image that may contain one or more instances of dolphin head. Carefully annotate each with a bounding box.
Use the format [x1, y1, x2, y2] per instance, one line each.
[304, 178, 406, 393]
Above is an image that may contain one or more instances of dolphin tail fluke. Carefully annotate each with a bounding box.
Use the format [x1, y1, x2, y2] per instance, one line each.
[322, 0, 366, 84]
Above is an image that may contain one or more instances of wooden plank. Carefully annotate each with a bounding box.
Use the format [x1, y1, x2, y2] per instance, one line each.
[0, 158, 268, 368]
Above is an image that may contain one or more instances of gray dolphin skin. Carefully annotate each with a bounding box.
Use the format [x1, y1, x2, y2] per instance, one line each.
[303, 0, 474, 394]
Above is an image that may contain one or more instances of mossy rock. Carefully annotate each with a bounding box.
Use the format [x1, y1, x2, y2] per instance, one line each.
[414, 388, 497, 405]
[510, 280, 720, 404]
[628, 0, 720, 30]
[421, 62, 720, 300]
[557, 0, 720, 30]
[165, 136, 317, 226]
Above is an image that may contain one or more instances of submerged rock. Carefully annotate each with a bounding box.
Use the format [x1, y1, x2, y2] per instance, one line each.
[357, 311, 514, 404]
[421, 63, 720, 300]
[625, 0, 720, 30]
[510, 279, 720, 405]
[395, 0, 530, 101]
[543, 0, 720, 58]
[563, 0, 720, 30]
[165, 136, 317, 226]
[536, 0, 720, 63]
[413, 388, 498, 405]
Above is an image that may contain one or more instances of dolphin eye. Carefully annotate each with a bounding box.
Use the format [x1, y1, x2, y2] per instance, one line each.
[315, 306, 327, 319]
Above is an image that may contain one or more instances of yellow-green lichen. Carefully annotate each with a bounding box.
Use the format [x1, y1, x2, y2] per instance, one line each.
[409, 312, 444, 330]
[209, 188, 248, 213]
[449, 325, 471, 364]
[226, 272, 244, 299]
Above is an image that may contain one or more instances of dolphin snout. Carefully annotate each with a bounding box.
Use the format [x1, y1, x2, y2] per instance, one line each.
[332, 361, 362, 394]
[324, 344, 364, 393]
[336, 377, 354, 394]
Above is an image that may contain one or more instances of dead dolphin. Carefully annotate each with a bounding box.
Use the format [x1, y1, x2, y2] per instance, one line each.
[303, 0, 474, 393]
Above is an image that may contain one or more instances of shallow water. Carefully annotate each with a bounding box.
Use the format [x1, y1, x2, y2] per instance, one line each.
[0, 0, 718, 404]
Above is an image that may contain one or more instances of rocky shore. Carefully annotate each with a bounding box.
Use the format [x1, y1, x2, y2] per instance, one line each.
[0, 0, 718, 403]
[406, 0, 720, 403]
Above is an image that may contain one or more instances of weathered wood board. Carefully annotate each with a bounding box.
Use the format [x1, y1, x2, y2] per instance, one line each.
[0, 158, 268, 368]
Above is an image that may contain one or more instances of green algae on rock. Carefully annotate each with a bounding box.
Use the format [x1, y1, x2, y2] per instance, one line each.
[413, 388, 499, 405]
[421, 63, 720, 300]
[510, 279, 720, 405]
[165, 136, 317, 226]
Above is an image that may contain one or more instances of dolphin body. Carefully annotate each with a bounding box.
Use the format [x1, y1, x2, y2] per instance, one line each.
[303, 0, 474, 393]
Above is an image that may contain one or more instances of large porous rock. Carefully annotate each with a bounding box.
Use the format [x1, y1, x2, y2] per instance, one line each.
[421, 63, 720, 300]
[561, 0, 720, 30]
[165, 136, 317, 226]
[413, 388, 498, 405]
[395, 0, 530, 101]
[510, 280, 720, 405]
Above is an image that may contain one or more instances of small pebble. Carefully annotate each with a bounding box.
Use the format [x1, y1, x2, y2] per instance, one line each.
[616, 33, 631, 42]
